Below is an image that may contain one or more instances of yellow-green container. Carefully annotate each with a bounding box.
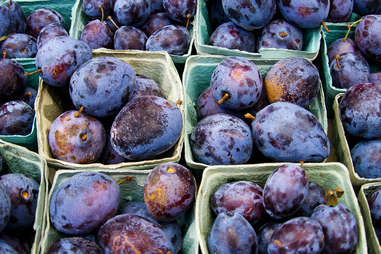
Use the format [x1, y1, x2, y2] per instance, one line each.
[69, 0, 194, 64]
[0, 141, 48, 254]
[183, 55, 328, 174]
[194, 0, 321, 60]
[196, 163, 367, 254]
[36, 50, 184, 170]
[41, 168, 198, 254]
[358, 183, 381, 254]
[332, 94, 381, 186]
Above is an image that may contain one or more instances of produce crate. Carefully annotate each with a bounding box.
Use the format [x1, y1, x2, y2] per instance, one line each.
[195, 162, 367, 254]
[40, 168, 198, 254]
[69, 0, 195, 64]
[36, 50, 184, 170]
[0, 141, 48, 254]
[332, 94, 381, 186]
[183, 55, 328, 174]
[358, 183, 381, 254]
[0, 59, 38, 150]
[194, 0, 321, 60]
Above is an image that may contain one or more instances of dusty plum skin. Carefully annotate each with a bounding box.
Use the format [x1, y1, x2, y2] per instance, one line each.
[163, 0, 196, 23]
[146, 25, 190, 55]
[99, 134, 126, 164]
[37, 23, 68, 49]
[6, 1, 27, 34]
[142, 12, 172, 37]
[80, 20, 113, 49]
[327, 0, 353, 22]
[0, 59, 25, 104]
[114, 26, 147, 50]
[369, 72, 381, 84]
[0, 183, 11, 233]
[130, 74, 163, 100]
[351, 140, 381, 178]
[355, 15, 381, 62]
[327, 38, 360, 63]
[26, 8, 64, 37]
[369, 187, 381, 225]
[0, 101, 34, 136]
[1, 34, 37, 58]
[47, 237, 102, 254]
[354, 0, 381, 16]
[298, 182, 325, 216]
[82, 0, 114, 18]
[258, 223, 282, 254]
[114, 0, 151, 26]
[196, 87, 232, 120]
[48, 110, 106, 164]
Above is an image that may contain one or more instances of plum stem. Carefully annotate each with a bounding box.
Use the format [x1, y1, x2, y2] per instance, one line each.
[273, 240, 283, 248]
[8, 0, 11, 7]
[244, 113, 256, 120]
[336, 186, 344, 198]
[80, 133, 88, 141]
[25, 91, 33, 97]
[98, 5, 104, 23]
[299, 160, 304, 167]
[335, 55, 341, 69]
[342, 18, 363, 42]
[21, 191, 30, 200]
[2, 50, 6, 59]
[74, 106, 84, 117]
[107, 16, 119, 30]
[217, 93, 229, 104]
[321, 22, 330, 33]
[279, 32, 288, 37]
[0, 33, 15, 42]
[176, 99, 182, 106]
[118, 176, 132, 185]
[185, 14, 191, 29]
[25, 69, 42, 76]
[324, 189, 338, 207]
[167, 167, 176, 173]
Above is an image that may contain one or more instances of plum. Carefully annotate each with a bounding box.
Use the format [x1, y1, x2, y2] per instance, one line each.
[114, 0, 151, 26]
[82, 0, 114, 18]
[369, 72, 381, 84]
[36, 36, 92, 87]
[80, 19, 113, 49]
[208, 0, 230, 29]
[69, 56, 136, 118]
[20, 87, 37, 108]
[209, 22, 256, 53]
[142, 12, 172, 37]
[6, 1, 27, 34]
[252, 102, 330, 162]
[354, 0, 381, 15]
[47, 237, 102, 254]
[100, 135, 126, 164]
[50, 172, 119, 235]
[355, 15, 381, 62]
[0, 184, 11, 233]
[327, 0, 353, 22]
[0, 235, 28, 254]
[368, 188, 381, 225]
[196, 87, 231, 120]
[111, 95, 182, 160]
[351, 140, 381, 178]
[151, 0, 163, 12]
[264, 57, 320, 108]
[130, 74, 163, 99]
[0, 59, 25, 104]
[146, 25, 189, 55]
[36, 23, 68, 49]
[258, 223, 282, 254]
[299, 182, 325, 216]
[113, 26, 147, 50]
[144, 162, 196, 222]
[339, 82, 381, 139]
[190, 113, 253, 165]
[208, 213, 258, 254]
[327, 38, 360, 63]
[258, 19, 303, 51]
[1, 33, 37, 59]
[163, 0, 196, 23]
[211, 56, 263, 110]
[0, 101, 34, 136]
[48, 110, 106, 164]
[222, 0, 276, 31]
[0, 4, 10, 37]
[26, 8, 64, 37]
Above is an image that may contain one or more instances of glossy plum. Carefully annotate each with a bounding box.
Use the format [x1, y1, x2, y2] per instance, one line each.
[368, 188, 381, 224]
[355, 15, 381, 62]
[80, 19, 113, 49]
[1, 34, 37, 59]
[47, 237, 102, 254]
[163, 0, 196, 23]
[351, 140, 381, 178]
[299, 182, 325, 216]
[190, 113, 253, 165]
[0, 59, 25, 104]
[20, 88, 37, 108]
[142, 12, 172, 36]
[114, 0, 151, 26]
[327, 0, 353, 22]
[354, 0, 381, 15]
[82, 0, 114, 18]
[26, 8, 64, 37]
[146, 25, 189, 55]
[0, 184, 11, 233]
[50, 172, 119, 235]
[327, 38, 360, 63]
[0, 101, 34, 136]
[258, 223, 282, 254]
[36, 23, 68, 49]
[130, 75, 163, 100]
[113, 26, 147, 50]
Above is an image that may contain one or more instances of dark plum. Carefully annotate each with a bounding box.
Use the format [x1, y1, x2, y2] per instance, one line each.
[369, 72, 381, 84]
[0, 174, 39, 232]
[111, 95, 182, 160]
[208, 213, 258, 254]
[277, 0, 330, 28]
[355, 15, 381, 62]
[144, 162, 196, 222]
[252, 102, 330, 162]
[211, 56, 263, 110]
[258, 223, 282, 254]
[36, 23, 68, 49]
[20, 88, 37, 108]
[0, 235, 28, 254]
[209, 22, 256, 53]
[47, 237, 102, 254]
[130, 74, 163, 99]
[258, 19, 303, 51]
[6, 1, 27, 34]
[122, 201, 155, 220]
[368, 188, 381, 224]
[327, 38, 360, 63]
[222, 0, 276, 31]
[48, 110, 106, 164]
[190, 113, 253, 165]
[299, 182, 325, 216]
[264, 57, 320, 108]
[354, 0, 381, 15]
[0, 101, 34, 136]
[330, 52, 370, 89]
[142, 12, 172, 36]
[0, 4, 10, 37]
[82, 0, 114, 18]
[311, 203, 358, 254]
[113, 26, 147, 50]
[211, 181, 264, 224]
[146, 25, 189, 55]
[163, 0, 196, 23]
[151, 0, 163, 12]
[114, 0, 151, 26]
[0, 59, 25, 104]
[0, 184, 11, 233]
[26, 8, 64, 37]
[327, 0, 353, 22]
[36, 36, 92, 87]
[98, 214, 173, 253]
[50, 172, 119, 235]
[80, 19, 113, 49]
[339, 82, 381, 139]
[99, 136, 126, 164]
[69, 56, 136, 118]
[196, 87, 231, 120]
[263, 164, 308, 219]
[207, 0, 230, 28]
[1, 33, 37, 59]
[351, 140, 381, 178]
[268, 217, 324, 254]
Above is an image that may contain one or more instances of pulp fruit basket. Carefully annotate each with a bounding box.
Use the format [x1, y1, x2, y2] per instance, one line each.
[36, 50, 184, 170]
[195, 162, 367, 254]
[332, 94, 381, 186]
[69, 0, 194, 64]
[0, 59, 38, 150]
[40, 168, 198, 254]
[0, 141, 48, 254]
[194, 0, 321, 60]
[183, 55, 328, 174]
[358, 183, 381, 254]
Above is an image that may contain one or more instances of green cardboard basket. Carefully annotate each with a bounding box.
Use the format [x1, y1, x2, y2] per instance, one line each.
[194, 0, 321, 60]
[0, 141, 48, 254]
[196, 162, 367, 254]
[69, 0, 195, 64]
[0, 59, 38, 150]
[332, 94, 381, 186]
[358, 183, 381, 254]
[41, 168, 198, 254]
[36, 50, 185, 170]
[183, 55, 328, 174]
